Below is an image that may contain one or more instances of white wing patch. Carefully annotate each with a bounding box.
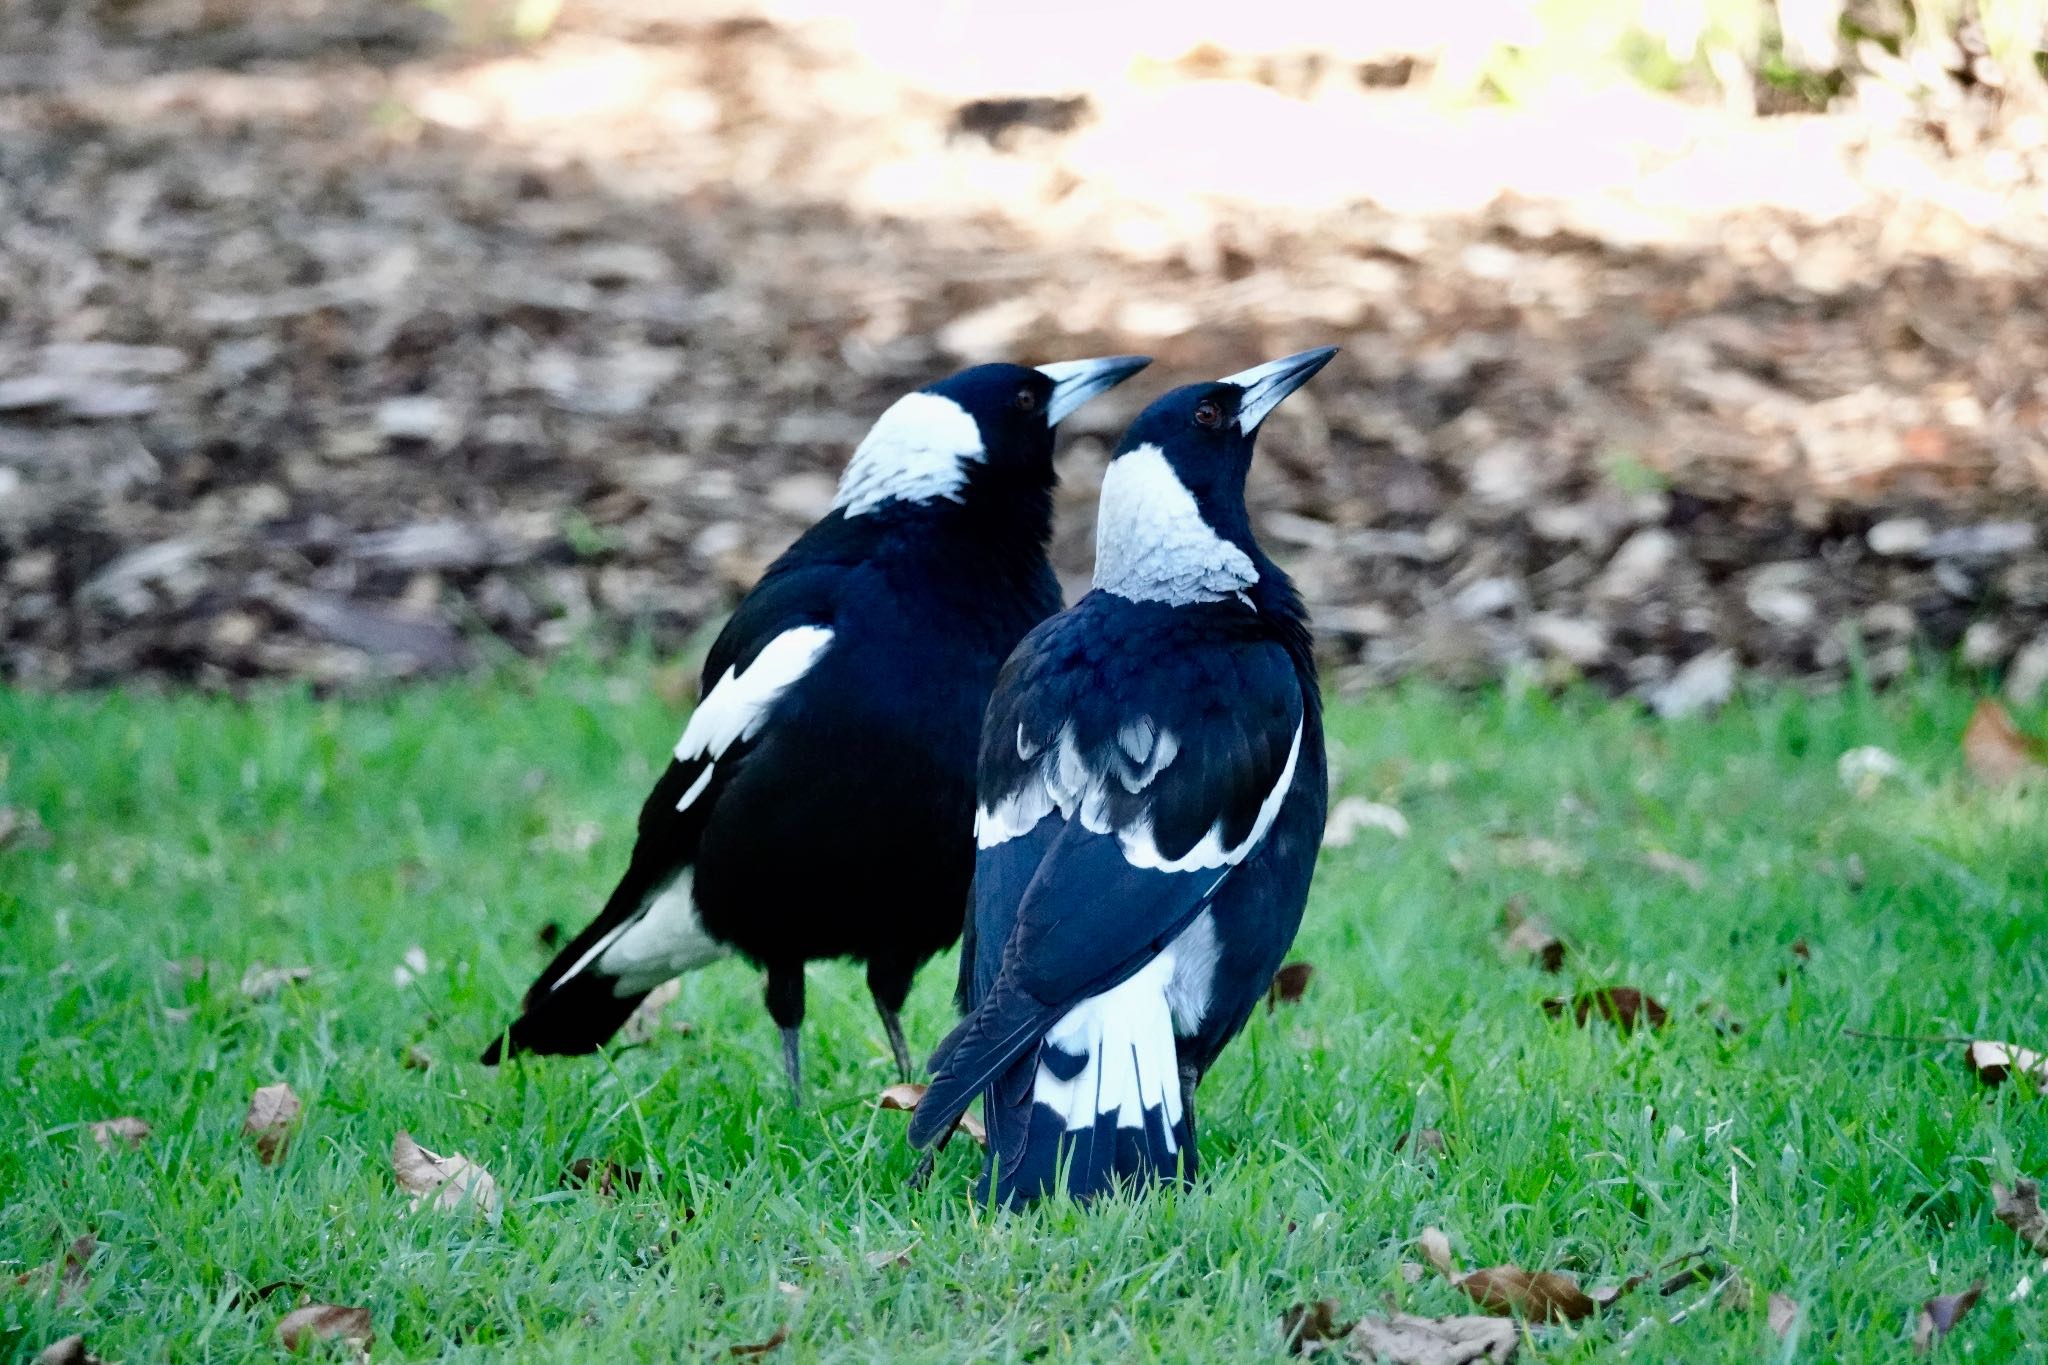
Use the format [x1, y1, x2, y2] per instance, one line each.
[550, 870, 730, 998]
[1094, 444, 1259, 606]
[831, 391, 985, 517]
[671, 625, 834, 812]
[974, 717, 1303, 877]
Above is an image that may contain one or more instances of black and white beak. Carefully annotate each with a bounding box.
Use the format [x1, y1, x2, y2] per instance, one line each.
[1220, 346, 1340, 433]
[1036, 355, 1153, 427]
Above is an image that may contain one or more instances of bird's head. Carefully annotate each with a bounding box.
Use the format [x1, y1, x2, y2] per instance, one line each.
[1094, 346, 1338, 606]
[833, 356, 1150, 519]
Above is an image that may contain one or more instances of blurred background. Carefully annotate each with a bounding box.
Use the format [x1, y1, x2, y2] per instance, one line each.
[3, 0, 2047, 710]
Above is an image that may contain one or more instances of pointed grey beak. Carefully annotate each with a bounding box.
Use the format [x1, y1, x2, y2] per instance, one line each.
[1036, 354, 1152, 427]
[1219, 346, 1339, 433]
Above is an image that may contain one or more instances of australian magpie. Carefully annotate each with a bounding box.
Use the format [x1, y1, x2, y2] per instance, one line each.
[907, 347, 1337, 1204]
[481, 355, 1152, 1096]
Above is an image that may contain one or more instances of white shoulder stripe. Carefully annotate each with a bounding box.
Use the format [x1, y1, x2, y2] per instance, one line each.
[1117, 722, 1303, 873]
[674, 625, 834, 765]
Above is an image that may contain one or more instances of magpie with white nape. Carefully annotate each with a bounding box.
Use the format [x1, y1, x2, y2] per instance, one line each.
[481, 355, 1151, 1096]
[908, 347, 1337, 1204]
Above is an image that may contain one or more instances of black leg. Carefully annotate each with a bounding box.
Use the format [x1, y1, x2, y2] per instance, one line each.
[866, 958, 917, 1082]
[765, 964, 805, 1105]
[908, 1151, 936, 1191]
[1178, 1062, 1200, 1147]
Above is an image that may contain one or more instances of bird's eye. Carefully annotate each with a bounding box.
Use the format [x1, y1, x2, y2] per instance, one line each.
[1015, 386, 1038, 413]
[1194, 398, 1222, 428]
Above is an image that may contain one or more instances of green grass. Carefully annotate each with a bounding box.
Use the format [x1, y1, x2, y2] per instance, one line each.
[2, 664, 2044, 1362]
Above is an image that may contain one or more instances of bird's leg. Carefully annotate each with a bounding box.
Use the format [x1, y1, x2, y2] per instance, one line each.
[1178, 1062, 1200, 1147]
[765, 964, 806, 1105]
[908, 1152, 936, 1191]
[866, 958, 917, 1082]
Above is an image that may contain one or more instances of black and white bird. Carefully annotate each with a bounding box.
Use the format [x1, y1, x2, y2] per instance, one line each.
[908, 347, 1336, 1204]
[482, 355, 1152, 1096]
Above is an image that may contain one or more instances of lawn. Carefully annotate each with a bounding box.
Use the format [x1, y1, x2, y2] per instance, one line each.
[2, 662, 2044, 1362]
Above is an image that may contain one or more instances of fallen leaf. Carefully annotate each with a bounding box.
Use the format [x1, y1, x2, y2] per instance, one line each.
[278, 1303, 373, 1354]
[1542, 988, 1669, 1033]
[1341, 1312, 1519, 1363]
[1323, 797, 1409, 845]
[1494, 835, 1585, 877]
[1912, 1282, 1983, 1352]
[33, 1337, 106, 1365]
[1279, 1299, 1353, 1354]
[863, 1245, 915, 1270]
[241, 963, 313, 999]
[1993, 1178, 2048, 1255]
[1643, 848, 1705, 891]
[1768, 1293, 1802, 1338]
[88, 1116, 150, 1151]
[1963, 699, 2047, 788]
[244, 1083, 302, 1165]
[1457, 1266, 1599, 1323]
[1501, 909, 1565, 973]
[1965, 1039, 2048, 1092]
[1418, 1227, 1458, 1279]
[620, 978, 684, 1045]
[1395, 1128, 1450, 1157]
[728, 1325, 788, 1357]
[14, 1235, 95, 1303]
[1696, 1001, 1745, 1036]
[875, 1082, 988, 1146]
[1268, 962, 1315, 1010]
[564, 1156, 647, 1197]
[391, 1131, 501, 1219]
[400, 1044, 435, 1071]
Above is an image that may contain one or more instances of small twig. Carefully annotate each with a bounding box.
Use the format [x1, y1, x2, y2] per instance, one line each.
[1841, 1029, 1972, 1045]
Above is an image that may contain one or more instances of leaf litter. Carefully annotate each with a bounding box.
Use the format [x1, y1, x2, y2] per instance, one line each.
[1542, 988, 1670, 1033]
[1993, 1178, 2048, 1255]
[277, 1302, 374, 1355]
[13, 1235, 95, 1304]
[33, 1338, 106, 1365]
[87, 1116, 150, 1151]
[244, 1082, 302, 1165]
[1911, 1282, 1983, 1352]
[876, 1082, 986, 1146]
[1268, 961, 1316, 1009]
[1962, 699, 2047, 788]
[391, 1130, 501, 1220]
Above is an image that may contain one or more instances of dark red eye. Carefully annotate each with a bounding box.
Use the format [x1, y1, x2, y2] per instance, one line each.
[1194, 398, 1222, 428]
[1015, 386, 1038, 412]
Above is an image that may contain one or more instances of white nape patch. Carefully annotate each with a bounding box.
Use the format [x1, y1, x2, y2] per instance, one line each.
[1036, 951, 1182, 1142]
[1094, 444, 1258, 606]
[549, 871, 729, 998]
[1164, 910, 1221, 1034]
[674, 626, 834, 771]
[831, 391, 985, 517]
[1117, 722, 1303, 873]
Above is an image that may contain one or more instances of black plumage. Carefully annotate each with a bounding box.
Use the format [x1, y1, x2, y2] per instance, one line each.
[910, 348, 1337, 1203]
[482, 356, 1150, 1094]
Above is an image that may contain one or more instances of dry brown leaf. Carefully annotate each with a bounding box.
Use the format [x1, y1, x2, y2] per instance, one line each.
[728, 1324, 789, 1357]
[1494, 835, 1585, 877]
[1322, 797, 1410, 845]
[1543, 988, 1669, 1033]
[1456, 1267, 1599, 1323]
[400, 1044, 435, 1071]
[1280, 1299, 1354, 1354]
[278, 1303, 373, 1354]
[33, 1337, 106, 1365]
[1964, 1040, 2048, 1092]
[14, 1235, 95, 1304]
[1963, 699, 2047, 788]
[1643, 848, 1706, 891]
[1418, 1227, 1458, 1279]
[1268, 962, 1315, 1010]
[620, 978, 684, 1045]
[391, 1131, 501, 1219]
[1395, 1128, 1451, 1157]
[241, 963, 313, 999]
[1993, 1178, 2048, 1255]
[88, 1116, 150, 1151]
[1912, 1282, 1983, 1353]
[244, 1082, 302, 1165]
[564, 1156, 647, 1198]
[1342, 1313, 1519, 1363]
[875, 1082, 988, 1147]
[1767, 1292, 1801, 1339]
[1501, 914, 1565, 973]
[863, 1245, 915, 1270]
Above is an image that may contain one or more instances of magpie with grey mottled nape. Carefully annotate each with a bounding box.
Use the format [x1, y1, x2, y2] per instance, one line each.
[481, 355, 1152, 1096]
[908, 347, 1337, 1204]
